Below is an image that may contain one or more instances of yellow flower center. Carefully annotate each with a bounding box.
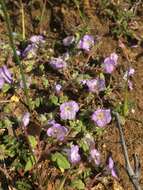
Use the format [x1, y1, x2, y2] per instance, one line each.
[97, 112, 104, 120]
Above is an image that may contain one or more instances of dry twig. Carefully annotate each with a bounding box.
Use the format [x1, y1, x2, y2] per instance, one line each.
[113, 112, 141, 190]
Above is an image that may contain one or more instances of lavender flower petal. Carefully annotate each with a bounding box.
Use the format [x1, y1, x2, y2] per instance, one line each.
[67, 145, 81, 164]
[77, 35, 94, 51]
[30, 35, 45, 44]
[22, 112, 30, 127]
[128, 80, 133, 90]
[55, 84, 62, 94]
[90, 149, 100, 165]
[49, 57, 67, 69]
[111, 168, 118, 178]
[123, 67, 135, 80]
[86, 77, 106, 93]
[0, 65, 13, 84]
[108, 156, 118, 178]
[48, 119, 56, 126]
[108, 156, 114, 169]
[102, 53, 118, 74]
[110, 53, 118, 65]
[92, 109, 111, 127]
[63, 36, 75, 46]
[0, 77, 5, 89]
[21, 44, 37, 58]
[60, 101, 79, 120]
[47, 123, 68, 141]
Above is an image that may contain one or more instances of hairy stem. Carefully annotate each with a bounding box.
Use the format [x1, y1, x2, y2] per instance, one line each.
[0, 0, 31, 110]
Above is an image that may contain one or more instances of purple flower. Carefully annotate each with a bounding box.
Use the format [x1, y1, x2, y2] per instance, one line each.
[123, 67, 134, 90]
[0, 78, 4, 89]
[20, 35, 45, 58]
[49, 57, 67, 69]
[60, 101, 79, 120]
[108, 157, 118, 178]
[55, 84, 62, 94]
[0, 65, 13, 84]
[128, 80, 133, 90]
[102, 53, 118, 74]
[123, 67, 135, 80]
[66, 145, 81, 164]
[48, 119, 56, 125]
[128, 67, 135, 76]
[86, 77, 106, 93]
[77, 35, 94, 51]
[0, 65, 13, 89]
[29, 35, 45, 44]
[22, 112, 30, 127]
[47, 122, 68, 141]
[63, 36, 75, 46]
[89, 148, 100, 165]
[21, 44, 37, 58]
[92, 109, 111, 127]
[80, 79, 87, 85]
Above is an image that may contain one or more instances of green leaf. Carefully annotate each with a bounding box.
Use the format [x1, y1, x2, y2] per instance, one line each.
[123, 100, 129, 116]
[71, 179, 85, 190]
[24, 155, 35, 172]
[2, 83, 10, 93]
[69, 120, 86, 133]
[35, 97, 43, 107]
[79, 139, 89, 152]
[95, 127, 105, 136]
[4, 118, 13, 128]
[16, 180, 32, 190]
[51, 152, 70, 171]
[0, 144, 11, 160]
[49, 95, 59, 105]
[59, 95, 69, 104]
[39, 64, 45, 72]
[28, 136, 37, 149]
[42, 77, 49, 88]
[25, 60, 34, 72]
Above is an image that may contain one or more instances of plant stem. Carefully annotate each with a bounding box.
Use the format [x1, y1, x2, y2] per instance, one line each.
[39, 0, 46, 33]
[20, 0, 25, 40]
[123, 79, 129, 116]
[73, 0, 85, 24]
[58, 175, 67, 190]
[113, 112, 141, 190]
[0, 0, 31, 110]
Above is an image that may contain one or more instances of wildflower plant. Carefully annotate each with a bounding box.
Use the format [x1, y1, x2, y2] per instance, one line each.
[47, 121, 68, 141]
[77, 34, 94, 52]
[66, 145, 81, 164]
[102, 53, 118, 74]
[0, 65, 13, 89]
[60, 101, 79, 120]
[86, 76, 106, 93]
[0, 1, 139, 189]
[49, 57, 67, 70]
[107, 156, 118, 178]
[92, 109, 112, 127]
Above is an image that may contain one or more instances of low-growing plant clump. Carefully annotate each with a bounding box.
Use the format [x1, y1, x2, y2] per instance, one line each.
[0, 0, 143, 190]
